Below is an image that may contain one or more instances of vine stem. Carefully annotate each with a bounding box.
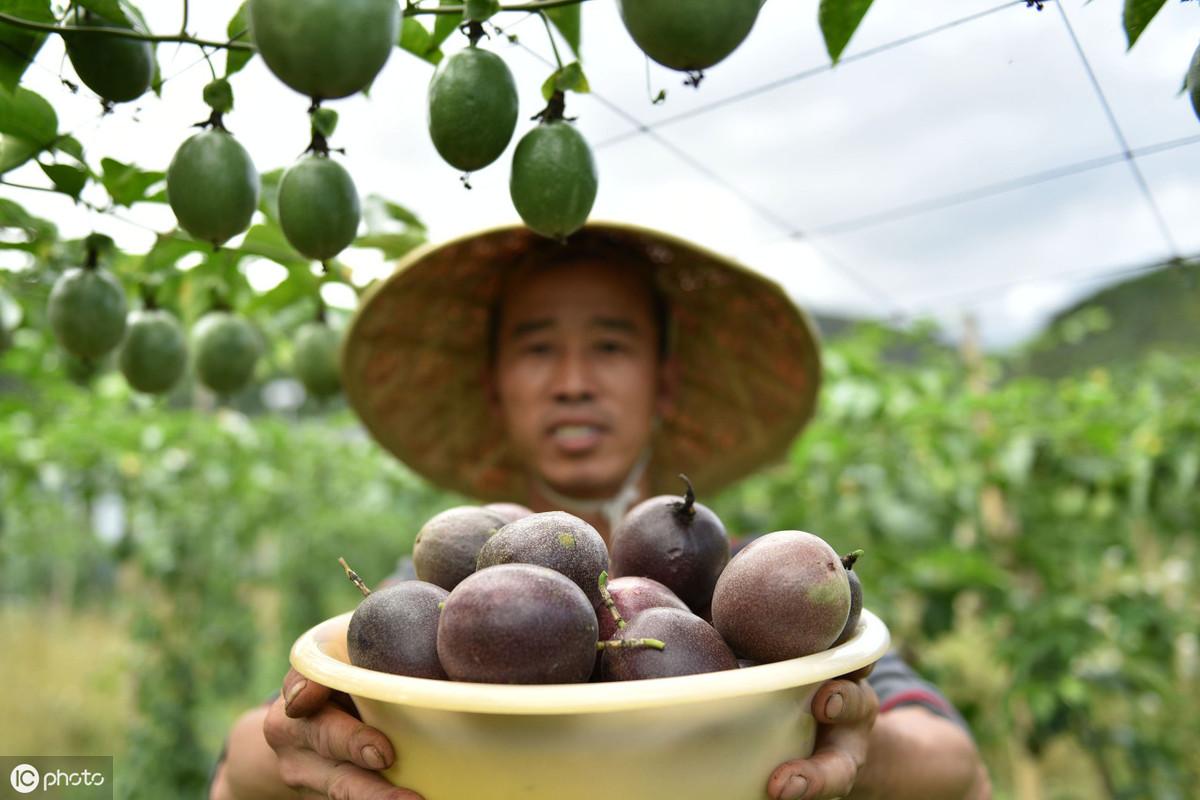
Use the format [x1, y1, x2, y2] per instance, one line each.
[409, 0, 591, 15]
[538, 10, 564, 69]
[0, 12, 255, 51]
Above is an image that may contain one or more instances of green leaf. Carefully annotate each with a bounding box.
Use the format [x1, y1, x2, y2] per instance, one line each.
[353, 232, 426, 261]
[1123, 0, 1168, 48]
[38, 162, 89, 199]
[0, 0, 54, 92]
[311, 108, 338, 139]
[258, 168, 285, 225]
[225, 1, 254, 77]
[117, 0, 151, 33]
[541, 61, 589, 101]
[398, 18, 442, 67]
[141, 234, 210, 274]
[362, 195, 426, 234]
[818, 0, 874, 63]
[544, 6, 581, 59]
[0, 85, 58, 146]
[76, 0, 131, 25]
[99, 157, 165, 207]
[431, 0, 463, 51]
[0, 135, 41, 174]
[54, 135, 85, 162]
[237, 223, 306, 266]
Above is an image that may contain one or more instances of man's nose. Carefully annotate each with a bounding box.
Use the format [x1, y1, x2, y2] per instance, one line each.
[550, 349, 595, 402]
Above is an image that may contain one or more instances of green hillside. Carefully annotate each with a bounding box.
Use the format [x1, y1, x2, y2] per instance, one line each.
[1020, 260, 1200, 376]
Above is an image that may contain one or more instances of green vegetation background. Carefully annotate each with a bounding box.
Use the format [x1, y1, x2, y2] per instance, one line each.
[1, 310, 1197, 799]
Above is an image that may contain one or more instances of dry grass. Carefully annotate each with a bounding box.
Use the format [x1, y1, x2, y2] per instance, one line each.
[0, 603, 134, 757]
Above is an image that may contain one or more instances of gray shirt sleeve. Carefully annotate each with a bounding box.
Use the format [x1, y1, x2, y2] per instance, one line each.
[867, 650, 968, 731]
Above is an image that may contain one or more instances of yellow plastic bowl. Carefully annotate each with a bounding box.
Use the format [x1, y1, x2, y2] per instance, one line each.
[291, 608, 889, 800]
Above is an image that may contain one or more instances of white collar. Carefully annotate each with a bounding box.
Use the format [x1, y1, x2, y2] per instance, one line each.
[532, 447, 651, 533]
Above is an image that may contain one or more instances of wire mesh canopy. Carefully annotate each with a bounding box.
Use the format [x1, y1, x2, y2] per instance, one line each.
[341, 223, 823, 503]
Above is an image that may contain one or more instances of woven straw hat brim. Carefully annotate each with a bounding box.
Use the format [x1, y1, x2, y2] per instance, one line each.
[341, 222, 822, 503]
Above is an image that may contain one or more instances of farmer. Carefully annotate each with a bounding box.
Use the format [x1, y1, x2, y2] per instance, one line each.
[210, 224, 991, 800]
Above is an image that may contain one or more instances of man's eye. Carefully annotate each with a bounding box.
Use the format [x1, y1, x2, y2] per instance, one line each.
[596, 340, 628, 354]
[523, 342, 553, 355]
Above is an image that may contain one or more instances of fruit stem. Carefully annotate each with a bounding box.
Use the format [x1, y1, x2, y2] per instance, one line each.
[842, 549, 864, 571]
[532, 90, 567, 125]
[339, 557, 372, 597]
[83, 241, 99, 270]
[464, 20, 486, 47]
[193, 109, 228, 133]
[596, 638, 665, 652]
[304, 99, 345, 158]
[140, 282, 158, 310]
[674, 473, 696, 521]
[536, 10, 564, 69]
[597, 571, 626, 630]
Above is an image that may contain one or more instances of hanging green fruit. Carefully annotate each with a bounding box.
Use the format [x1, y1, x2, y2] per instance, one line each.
[62, 11, 155, 103]
[510, 96, 598, 240]
[292, 321, 342, 398]
[118, 309, 188, 395]
[616, 0, 762, 72]
[428, 45, 520, 173]
[167, 129, 260, 247]
[249, 0, 399, 99]
[191, 311, 261, 395]
[278, 156, 361, 261]
[47, 265, 127, 360]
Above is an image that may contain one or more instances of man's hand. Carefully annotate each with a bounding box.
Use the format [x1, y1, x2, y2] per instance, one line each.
[766, 678, 878, 800]
[260, 668, 423, 800]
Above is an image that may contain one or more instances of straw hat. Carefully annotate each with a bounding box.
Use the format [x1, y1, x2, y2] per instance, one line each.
[341, 222, 822, 503]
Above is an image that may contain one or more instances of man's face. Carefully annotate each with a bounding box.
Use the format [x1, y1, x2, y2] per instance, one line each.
[490, 259, 672, 500]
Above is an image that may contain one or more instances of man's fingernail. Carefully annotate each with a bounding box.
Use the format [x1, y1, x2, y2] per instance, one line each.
[825, 692, 844, 719]
[361, 745, 387, 770]
[284, 679, 307, 709]
[781, 775, 808, 800]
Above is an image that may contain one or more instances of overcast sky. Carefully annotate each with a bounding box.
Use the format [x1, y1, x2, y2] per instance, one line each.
[4, 0, 1199, 347]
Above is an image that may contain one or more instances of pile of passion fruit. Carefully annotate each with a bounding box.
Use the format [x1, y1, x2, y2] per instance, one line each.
[343, 477, 865, 684]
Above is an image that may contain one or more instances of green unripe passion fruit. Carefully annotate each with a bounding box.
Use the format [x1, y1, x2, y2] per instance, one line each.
[617, 0, 762, 72]
[509, 121, 598, 240]
[428, 46, 519, 172]
[249, 0, 399, 99]
[167, 130, 260, 247]
[62, 12, 155, 103]
[278, 157, 361, 261]
[292, 321, 342, 398]
[191, 312, 261, 395]
[118, 309, 187, 394]
[47, 267, 127, 359]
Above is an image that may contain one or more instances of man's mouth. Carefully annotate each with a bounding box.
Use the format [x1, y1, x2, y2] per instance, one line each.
[549, 424, 605, 452]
